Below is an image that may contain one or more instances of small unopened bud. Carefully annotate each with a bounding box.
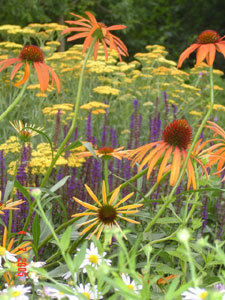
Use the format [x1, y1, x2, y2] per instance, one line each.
[177, 228, 190, 243]
[31, 188, 42, 198]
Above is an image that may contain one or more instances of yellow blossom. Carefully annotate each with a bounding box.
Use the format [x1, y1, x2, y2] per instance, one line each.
[189, 111, 202, 116]
[93, 86, 120, 96]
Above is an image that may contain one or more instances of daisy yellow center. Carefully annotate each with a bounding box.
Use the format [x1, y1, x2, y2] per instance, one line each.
[59, 291, 65, 295]
[162, 119, 192, 150]
[98, 205, 117, 224]
[19, 45, 44, 62]
[127, 284, 134, 290]
[0, 246, 6, 256]
[98, 147, 114, 154]
[12, 291, 22, 297]
[88, 254, 99, 265]
[197, 30, 220, 44]
[200, 291, 208, 299]
[82, 292, 90, 299]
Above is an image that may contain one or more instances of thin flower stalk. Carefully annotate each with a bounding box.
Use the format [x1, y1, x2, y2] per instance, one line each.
[145, 66, 214, 233]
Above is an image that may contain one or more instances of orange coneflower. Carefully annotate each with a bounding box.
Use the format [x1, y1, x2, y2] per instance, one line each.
[178, 30, 225, 68]
[62, 11, 128, 61]
[72, 180, 143, 240]
[0, 45, 60, 93]
[77, 146, 128, 160]
[127, 119, 208, 190]
[0, 191, 25, 215]
[9, 120, 43, 142]
[0, 226, 32, 285]
[202, 121, 225, 181]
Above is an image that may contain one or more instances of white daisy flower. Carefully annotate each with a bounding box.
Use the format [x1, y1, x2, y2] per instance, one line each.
[62, 271, 77, 282]
[121, 273, 143, 294]
[181, 287, 208, 299]
[1, 284, 31, 300]
[76, 283, 103, 300]
[79, 242, 111, 273]
[0, 246, 17, 267]
[26, 261, 46, 284]
[28, 260, 46, 268]
[39, 285, 76, 300]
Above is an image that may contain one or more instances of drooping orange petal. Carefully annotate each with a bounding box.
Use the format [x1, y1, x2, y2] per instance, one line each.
[67, 32, 89, 42]
[71, 212, 97, 217]
[14, 61, 30, 87]
[186, 158, 196, 190]
[109, 185, 121, 205]
[206, 44, 216, 66]
[216, 43, 225, 58]
[73, 197, 98, 211]
[0, 57, 21, 72]
[33, 62, 46, 93]
[138, 142, 165, 172]
[177, 44, 199, 68]
[196, 44, 210, 65]
[107, 25, 127, 31]
[96, 224, 104, 239]
[7, 238, 15, 251]
[146, 144, 168, 179]
[10, 62, 24, 80]
[46, 65, 61, 93]
[77, 218, 98, 227]
[170, 147, 181, 186]
[85, 11, 98, 26]
[89, 223, 102, 240]
[157, 146, 173, 182]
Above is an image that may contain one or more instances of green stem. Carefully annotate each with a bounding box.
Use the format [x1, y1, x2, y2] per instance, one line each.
[104, 159, 109, 194]
[144, 66, 214, 233]
[40, 37, 97, 188]
[0, 81, 28, 122]
[8, 144, 24, 237]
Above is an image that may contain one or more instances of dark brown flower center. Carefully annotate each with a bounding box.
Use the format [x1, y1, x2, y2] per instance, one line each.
[197, 30, 220, 44]
[19, 45, 44, 62]
[98, 205, 117, 224]
[162, 119, 192, 150]
[98, 147, 114, 154]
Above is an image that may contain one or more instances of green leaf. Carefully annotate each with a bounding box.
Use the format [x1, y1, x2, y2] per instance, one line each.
[60, 226, 72, 253]
[32, 214, 40, 248]
[3, 180, 14, 203]
[155, 217, 180, 224]
[62, 140, 82, 153]
[82, 142, 97, 159]
[14, 180, 31, 204]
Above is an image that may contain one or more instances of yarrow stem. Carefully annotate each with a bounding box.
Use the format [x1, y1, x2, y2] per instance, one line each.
[144, 66, 214, 233]
[40, 36, 98, 188]
[0, 80, 28, 122]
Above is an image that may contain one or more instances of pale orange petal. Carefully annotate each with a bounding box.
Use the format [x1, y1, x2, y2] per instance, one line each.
[118, 215, 140, 224]
[14, 61, 30, 87]
[73, 197, 98, 211]
[102, 181, 107, 205]
[170, 147, 181, 186]
[114, 192, 134, 208]
[109, 185, 121, 205]
[157, 146, 173, 182]
[196, 44, 210, 65]
[79, 219, 99, 235]
[85, 184, 102, 206]
[177, 44, 199, 68]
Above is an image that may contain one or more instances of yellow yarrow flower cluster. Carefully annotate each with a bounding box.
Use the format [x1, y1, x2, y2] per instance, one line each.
[93, 86, 120, 96]
[42, 103, 74, 116]
[80, 101, 109, 112]
[0, 136, 21, 155]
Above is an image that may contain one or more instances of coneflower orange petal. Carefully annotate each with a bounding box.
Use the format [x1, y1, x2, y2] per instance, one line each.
[118, 215, 140, 224]
[207, 44, 216, 66]
[116, 203, 143, 210]
[170, 147, 181, 186]
[79, 219, 99, 235]
[67, 32, 89, 42]
[46, 65, 61, 93]
[33, 62, 46, 93]
[216, 43, 225, 58]
[0, 57, 21, 72]
[196, 44, 210, 65]
[71, 212, 97, 217]
[96, 224, 104, 239]
[10, 62, 24, 80]
[14, 61, 30, 87]
[177, 44, 199, 68]
[186, 158, 196, 190]
[157, 145, 173, 183]
[3, 227, 7, 247]
[146, 144, 167, 179]
[109, 185, 121, 205]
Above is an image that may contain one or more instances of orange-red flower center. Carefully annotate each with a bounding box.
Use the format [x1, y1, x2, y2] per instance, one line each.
[98, 147, 114, 154]
[162, 119, 192, 150]
[98, 205, 117, 224]
[19, 45, 44, 62]
[197, 30, 220, 44]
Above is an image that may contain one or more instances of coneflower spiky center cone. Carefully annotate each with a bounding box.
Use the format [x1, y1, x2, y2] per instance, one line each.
[197, 30, 220, 44]
[98, 146, 114, 154]
[19, 45, 44, 62]
[98, 205, 117, 224]
[162, 119, 192, 150]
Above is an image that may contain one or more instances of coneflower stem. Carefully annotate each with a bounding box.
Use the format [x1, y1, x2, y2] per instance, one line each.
[0, 81, 28, 122]
[40, 37, 98, 188]
[145, 66, 214, 233]
[104, 159, 110, 194]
